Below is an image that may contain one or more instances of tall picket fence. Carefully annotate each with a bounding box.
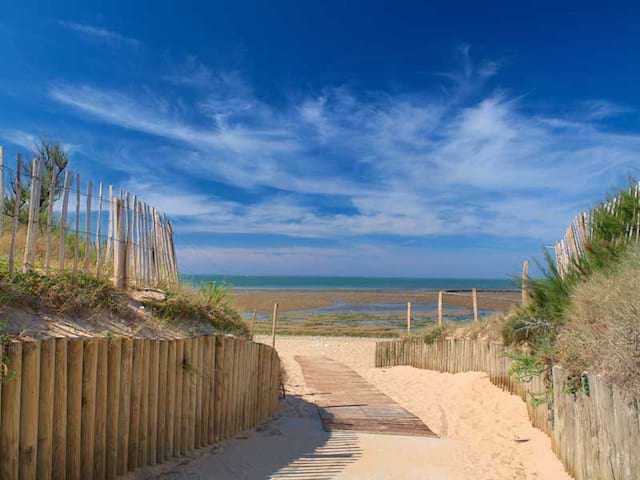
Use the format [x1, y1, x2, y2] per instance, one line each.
[0, 335, 281, 480]
[375, 338, 640, 480]
[0, 147, 178, 288]
[555, 179, 640, 275]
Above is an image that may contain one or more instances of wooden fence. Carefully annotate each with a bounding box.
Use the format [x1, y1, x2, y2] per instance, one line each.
[375, 338, 639, 480]
[0, 335, 281, 480]
[0, 147, 178, 288]
[555, 179, 640, 275]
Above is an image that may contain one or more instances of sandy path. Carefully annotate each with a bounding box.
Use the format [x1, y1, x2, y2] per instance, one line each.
[262, 335, 572, 480]
[148, 336, 572, 480]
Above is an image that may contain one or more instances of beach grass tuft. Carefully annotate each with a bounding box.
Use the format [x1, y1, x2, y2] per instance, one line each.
[0, 262, 130, 316]
[143, 281, 249, 336]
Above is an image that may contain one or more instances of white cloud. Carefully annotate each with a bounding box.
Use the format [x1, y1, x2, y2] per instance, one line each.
[0, 129, 37, 149]
[58, 21, 142, 49]
[0, 129, 82, 155]
[46, 53, 640, 245]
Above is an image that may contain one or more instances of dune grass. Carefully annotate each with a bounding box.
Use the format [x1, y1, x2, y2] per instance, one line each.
[497, 184, 640, 395]
[557, 244, 640, 397]
[142, 282, 249, 336]
[0, 262, 130, 316]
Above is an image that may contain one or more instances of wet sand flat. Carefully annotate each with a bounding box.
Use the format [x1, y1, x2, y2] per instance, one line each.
[231, 288, 520, 314]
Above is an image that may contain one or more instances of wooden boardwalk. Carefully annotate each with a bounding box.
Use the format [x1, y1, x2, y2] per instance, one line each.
[295, 356, 437, 437]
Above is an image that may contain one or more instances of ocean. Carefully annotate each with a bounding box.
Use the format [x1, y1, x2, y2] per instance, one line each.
[181, 275, 517, 291]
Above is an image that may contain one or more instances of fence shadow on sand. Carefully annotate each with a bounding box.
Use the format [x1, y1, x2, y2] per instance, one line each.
[158, 395, 363, 480]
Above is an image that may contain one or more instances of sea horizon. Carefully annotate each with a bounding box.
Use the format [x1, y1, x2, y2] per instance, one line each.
[181, 274, 519, 291]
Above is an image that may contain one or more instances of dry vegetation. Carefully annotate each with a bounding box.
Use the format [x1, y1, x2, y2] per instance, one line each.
[143, 282, 248, 336]
[0, 261, 249, 339]
[557, 245, 640, 397]
[1, 214, 247, 338]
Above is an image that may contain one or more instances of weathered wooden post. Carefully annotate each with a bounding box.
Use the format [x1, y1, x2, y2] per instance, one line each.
[250, 309, 257, 339]
[406, 302, 412, 333]
[44, 165, 58, 272]
[8, 155, 22, 273]
[472, 288, 479, 322]
[271, 302, 278, 348]
[58, 171, 72, 271]
[521, 260, 529, 306]
[437, 291, 443, 326]
[113, 198, 127, 289]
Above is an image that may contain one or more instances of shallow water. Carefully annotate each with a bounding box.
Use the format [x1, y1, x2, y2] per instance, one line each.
[242, 301, 495, 325]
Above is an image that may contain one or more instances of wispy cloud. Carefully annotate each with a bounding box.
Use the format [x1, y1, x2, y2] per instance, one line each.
[0, 129, 81, 154]
[58, 21, 142, 49]
[0, 129, 37, 150]
[46, 49, 640, 245]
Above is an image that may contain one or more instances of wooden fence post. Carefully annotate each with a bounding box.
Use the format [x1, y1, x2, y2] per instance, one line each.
[52, 338, 68, 480]
[23, 159, 43, 272]
[37, 338, 56, 480]
[213, 336, 225, 443]
[58, 171, 72, 272]
[81, 338, 99, 479]
[66, 339, 84, 480]
[522, 260, 529, 306]
[113, 198, 127, 289]
[73, 174, 80, 273]
[250, 309, 257, 339]
[472, 288, 479, 322]
[20, 341, 41, 480]
[165, 340, 176, 459]
[44, 165, 58, 273]
[437, 291, 443, 326]
[8, 155, 22, 273]
[94, 339, 108, 479]
[95, 182, 103, 277]
[407, 302, 412, 333]
[271, 302, 279, 348]
[105, 185, 113, 276]
[0, 342, 22, 480]
[83, 181, 93, 273]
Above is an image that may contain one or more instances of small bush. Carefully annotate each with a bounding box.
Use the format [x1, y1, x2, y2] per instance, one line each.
[145, 282, 248, 336]
[422, 325, 447, 344]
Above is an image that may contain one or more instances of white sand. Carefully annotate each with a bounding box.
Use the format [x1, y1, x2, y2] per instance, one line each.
[263, 336, 572, 480]
[148, 336, 572, 479]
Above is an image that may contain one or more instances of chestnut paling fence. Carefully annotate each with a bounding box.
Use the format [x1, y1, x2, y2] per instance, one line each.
[0, 146, 178, 288]
[554, 179, 640, 275]
[0, 335, 281, 480]
[375, 338, 640, 480]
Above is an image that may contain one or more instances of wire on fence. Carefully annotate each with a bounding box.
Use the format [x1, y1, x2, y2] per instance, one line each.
[0, 151, 179, 288]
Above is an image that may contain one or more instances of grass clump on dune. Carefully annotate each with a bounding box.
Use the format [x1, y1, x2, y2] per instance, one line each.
[143, 282, 249, 336]
[557, 245, 640, 397]
[0, 263, 130, 317]
[500, 184, 640, 395]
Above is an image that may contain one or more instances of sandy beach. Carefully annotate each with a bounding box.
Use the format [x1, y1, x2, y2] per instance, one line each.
[155, 336, 571, 480]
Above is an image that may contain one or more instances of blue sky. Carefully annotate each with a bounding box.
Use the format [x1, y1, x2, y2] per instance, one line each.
[2, 1, 640, 277]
